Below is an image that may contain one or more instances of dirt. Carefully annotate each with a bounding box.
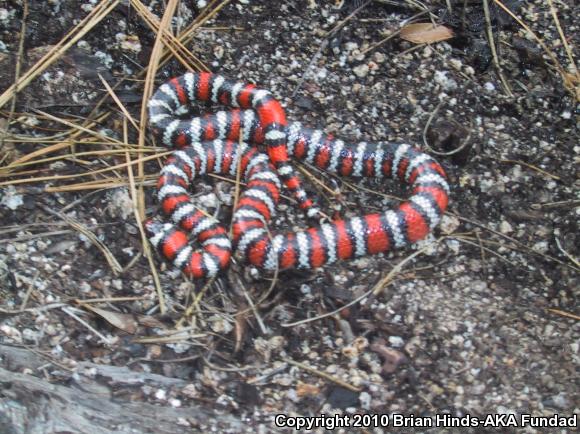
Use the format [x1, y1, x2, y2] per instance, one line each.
[0, 1, 578, 433]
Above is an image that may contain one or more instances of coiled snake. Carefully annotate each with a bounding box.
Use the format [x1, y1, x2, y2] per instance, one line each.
[145, 72, 449, 279]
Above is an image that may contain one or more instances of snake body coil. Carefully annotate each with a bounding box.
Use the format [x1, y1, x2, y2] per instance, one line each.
[146, 72, 450, 278]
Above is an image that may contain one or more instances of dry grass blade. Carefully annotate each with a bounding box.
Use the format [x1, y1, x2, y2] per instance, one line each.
[3, 0, 232, 188]
[455, 213, 580, 272]
[61, 306, 114, 346]
[297, 164, 340, 213]
[493, 158, 561, 181]
[493, 0, 579, 100]
[452, 235, 517, 266]
[554, 237, 580, 269]
[4, 113, 110, 169]
[123, 118, 166, 314]
[41, 204, 123, 274]
[137, 0, 180, 218]
[229, 131, 245, 237]
[168, 0, 233, 53]
[483, 0, 513, 97]
[176, 277, 215, 330]
[370, 240, 446, 296]
[547, 309, 580, 322]
[5, 149, 152, 172]
[44, 177, 156, 193]
[0, 150, 170, 188]
[242, 226, 281, 314]
[99, 75, 140, 131]
[130, 0, 207, 72]
[0, 230, 74, 244]
[0, 0, 28, 153]
[133, 334, 207, 344]
[281, 357, 362, 393]
[131, 0, 231, 79]
[76, 296, 149, 304]
[0, 0, 121, 110]
[19, 269, 38, 311]
[32, 109, 124, 146]
[135, 0, 181, 315]
[547, 0, 577, 76]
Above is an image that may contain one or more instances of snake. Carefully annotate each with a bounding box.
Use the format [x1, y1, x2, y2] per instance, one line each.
[145, 72, 450, 279]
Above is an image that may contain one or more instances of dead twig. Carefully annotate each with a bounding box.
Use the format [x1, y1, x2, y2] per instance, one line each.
[40, 204, 123, 274]
[492, 0, 579, 100]
[482, 0, 513, 97]
[281, 357, 362, 393]
[0, 0, 121, 110]
[0, 0, 28, 153]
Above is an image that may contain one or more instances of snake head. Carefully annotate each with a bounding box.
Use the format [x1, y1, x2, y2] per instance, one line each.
[143, 218, 173, 248]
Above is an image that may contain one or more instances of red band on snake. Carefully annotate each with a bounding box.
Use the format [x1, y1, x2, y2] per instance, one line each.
[145, 72, 450, 279]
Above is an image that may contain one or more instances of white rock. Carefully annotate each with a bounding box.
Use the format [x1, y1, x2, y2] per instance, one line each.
[0, 186, 24, 210]
[353, 64, 369, 78]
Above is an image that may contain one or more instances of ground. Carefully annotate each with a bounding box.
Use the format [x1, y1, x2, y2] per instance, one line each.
[0, 0, 578, 433]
